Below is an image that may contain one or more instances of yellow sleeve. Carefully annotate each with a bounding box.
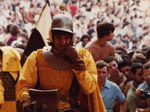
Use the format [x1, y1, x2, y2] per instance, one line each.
[0, 80, 4, 104]
[17, 51, 38, 99]
[73, 49, 98, 95]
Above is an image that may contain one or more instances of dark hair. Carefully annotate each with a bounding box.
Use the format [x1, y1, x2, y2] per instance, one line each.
[130, 63, 143, 74]
[120, 54, 129, 60]
[96, 60, 109, 70]
[10, 25, 20, 36]
[104, 56, 118, 64]
[80, 34, 91, 41]
[51, 30, 73, 46]
[131, 46, 138, 51]
[5, 24, 13, 33]
[115, 46, 127, 55]
[52, 30, 73, 37]
[142, 47, 150, 60]
[132, 39, 138, 44]
[96, 22, 115, 38]
[118, 59, 132, 70]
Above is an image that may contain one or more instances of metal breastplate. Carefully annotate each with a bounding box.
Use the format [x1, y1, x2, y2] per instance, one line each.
[43, 46, 72, 70]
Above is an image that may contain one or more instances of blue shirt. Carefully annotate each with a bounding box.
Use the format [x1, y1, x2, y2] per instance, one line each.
[101, 80, 125, 112]
[138, 81, 150, 93]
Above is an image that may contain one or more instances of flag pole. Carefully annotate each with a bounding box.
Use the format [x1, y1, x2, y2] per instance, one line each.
[21, 0, 52, 66]
[46, 0, 50, 6]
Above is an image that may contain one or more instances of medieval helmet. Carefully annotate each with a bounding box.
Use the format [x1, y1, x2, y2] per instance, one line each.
[51, 3, 73, 34]
[51, 14, 73, 34]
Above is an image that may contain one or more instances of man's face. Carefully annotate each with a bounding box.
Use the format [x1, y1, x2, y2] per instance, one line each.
[120, 66, 132, 80]
[143, 68, 150, 85]
[105, 32, 114, 41]
[134, 68, 144, 84]
[97, 66, 108, 84]
[82, 38, 90, 47]
[53, 31, 72, 52]
[108, 60, 118, 75]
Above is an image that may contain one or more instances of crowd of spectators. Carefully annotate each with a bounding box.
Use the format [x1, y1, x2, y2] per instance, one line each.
[0, 0, 150, 112]
[0, 0, 150, 51]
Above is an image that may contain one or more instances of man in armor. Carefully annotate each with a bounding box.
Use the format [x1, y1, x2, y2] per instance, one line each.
[17, 5, 106, 112]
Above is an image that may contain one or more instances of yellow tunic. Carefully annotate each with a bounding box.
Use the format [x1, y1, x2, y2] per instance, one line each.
[0, 46, 21, 112]
[18, 48, 106, 112]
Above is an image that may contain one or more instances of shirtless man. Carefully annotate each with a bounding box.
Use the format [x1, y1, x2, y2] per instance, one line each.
[85, 22, 115, 62]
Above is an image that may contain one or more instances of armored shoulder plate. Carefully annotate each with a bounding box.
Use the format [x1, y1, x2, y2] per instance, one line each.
[43, 46, 72, 70]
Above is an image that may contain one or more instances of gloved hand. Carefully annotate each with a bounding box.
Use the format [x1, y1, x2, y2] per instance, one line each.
[63, 46, 86, 71]
[23, 105, 32, 112]
[20, 94, 32, 112]
[63, 46, 80, 63]
[73, 60, 86, 71]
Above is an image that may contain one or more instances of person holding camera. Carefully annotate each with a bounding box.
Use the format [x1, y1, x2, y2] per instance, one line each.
[135, 62, 150, 112]
[127, 63, 144, 112]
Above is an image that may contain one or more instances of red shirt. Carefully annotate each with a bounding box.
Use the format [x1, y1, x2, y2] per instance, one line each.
[69, 4, 78, 17]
